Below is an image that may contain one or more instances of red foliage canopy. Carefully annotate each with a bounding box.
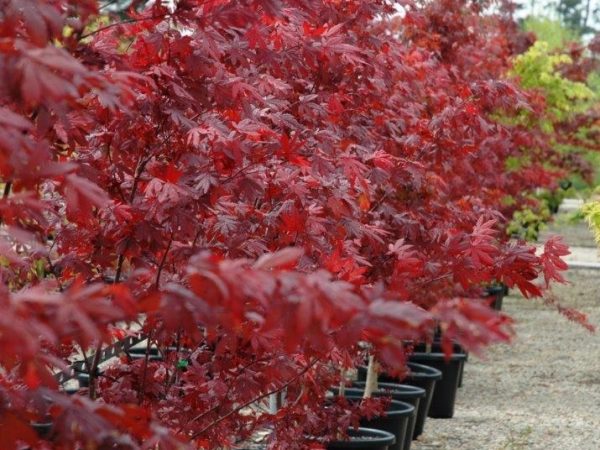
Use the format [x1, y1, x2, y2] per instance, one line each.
[0, 0, 580, 448]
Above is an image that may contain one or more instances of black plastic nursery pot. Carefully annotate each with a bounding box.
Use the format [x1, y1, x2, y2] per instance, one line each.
[30, 399, 59, 442]
[344, 389, 415, 450]
[356, 363, 441, 439]
[412, 342, 464, 354]
[337, 395, 414, 450]
[63, 386, 80, 395]
[77, 369, 106, 388]
[126, 347, 164, 361]
[412, 342, 468, 388]
[77, 372, 90, 388]
[458, 351, 468, 388]
[399, 362, 442, 438]
[485, 284, 505, 311]
[31, 421, 53, 439]
[408, 352, 467, 419]
[76, 346, 176, 389]
[347, 384, 425, 450]
[326, 427, 396, 450]
[358, 399, 413, 450]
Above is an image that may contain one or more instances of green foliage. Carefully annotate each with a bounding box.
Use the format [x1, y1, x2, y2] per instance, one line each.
[504, 36, 598, 237]
[539, 186, 570, 211]
[507, 206, 551, 241]
[566, 150, 600, 191]
[523, 17, 579, 50]
[512, 41, 595, 122]
[568, 207, 587, 223]
[505, 155, 531, 172]
[586, 71, 600, 98]
[582, 200, 600, 244]
[585, 151, 600, 186]
[506, 188, 573, 241]
[508, 35, 599, 193]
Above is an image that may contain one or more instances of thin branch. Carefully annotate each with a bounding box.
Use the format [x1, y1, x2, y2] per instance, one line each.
[113, 152, 149, 283]
[155, 233, 174, 288]
[77, 342, 92, 376]
[417, 272, 453, 286]
[191, 229, 202, 251]
[164, 330, 182, 392]
[112, 111, 201, 283]
[0, 181, 11, 226]
[3, 182, 11, 199]
[115, 249, 128, 283]
[179, 356, 281, 433]
[138, 333, 155, 404]
[221, 165, 261, 184]
[88, 343, 104, 400]
[190, 359, 319, 439]
[46, 255, 65, 292]
[99, 0, 122, 11]
[368, 191, 389, 213]
[129, 156, 151, 203]
[285, 384, 306, 409]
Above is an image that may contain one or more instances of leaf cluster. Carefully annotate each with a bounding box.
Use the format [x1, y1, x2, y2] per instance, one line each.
[0, 0, 590, 448]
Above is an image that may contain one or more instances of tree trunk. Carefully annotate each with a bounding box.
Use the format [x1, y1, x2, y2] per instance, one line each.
[583, 0, 592, 31]
[339, 368, 347, 397]
[363, 355, 379, 399]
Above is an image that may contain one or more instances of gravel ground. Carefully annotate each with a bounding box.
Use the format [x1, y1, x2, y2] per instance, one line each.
[413, 218, 600, 450]
[539, 217, 596, 248]
[538, 212, 600, 267]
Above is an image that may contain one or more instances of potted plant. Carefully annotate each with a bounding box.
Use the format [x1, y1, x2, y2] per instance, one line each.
[331, 355, 416, 450]
[357, 362, 442, 440]
[485, 284, 507, 311]
[336, 385, 424, 450]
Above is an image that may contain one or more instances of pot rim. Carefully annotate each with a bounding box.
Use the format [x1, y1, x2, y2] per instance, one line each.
[485, 284, 505, 295]
[410, 352, 467, 362]
[406, 362, 443, 380]
[351, 381, 426, 398]
[326, 427, 396, 448]
[340, 395, 415, 417]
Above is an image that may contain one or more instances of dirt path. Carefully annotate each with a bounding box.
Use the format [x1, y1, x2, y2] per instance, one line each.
[413, 216, 600, 450]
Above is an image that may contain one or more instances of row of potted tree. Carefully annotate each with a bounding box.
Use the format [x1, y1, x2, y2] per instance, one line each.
[0, 0, 597, 449]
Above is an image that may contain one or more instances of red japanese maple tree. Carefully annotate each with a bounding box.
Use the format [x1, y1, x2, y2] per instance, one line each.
[0, 0, 584, 448]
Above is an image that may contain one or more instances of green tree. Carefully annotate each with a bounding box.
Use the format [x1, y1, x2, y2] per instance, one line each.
[554, 0, 598, 35]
